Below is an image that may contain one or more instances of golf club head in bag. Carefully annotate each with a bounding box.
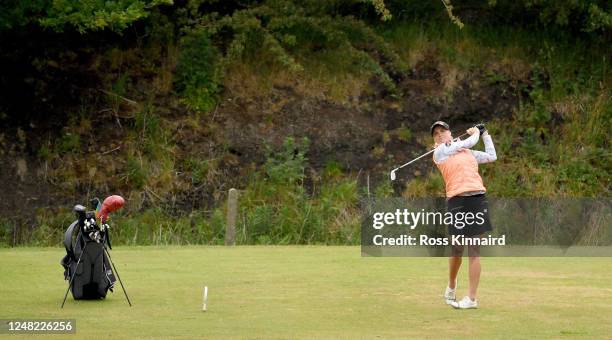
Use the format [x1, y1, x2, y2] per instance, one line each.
[97, 195, 125, 223]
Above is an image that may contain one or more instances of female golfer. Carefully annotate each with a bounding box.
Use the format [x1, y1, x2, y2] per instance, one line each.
[430, 121, 497, 309]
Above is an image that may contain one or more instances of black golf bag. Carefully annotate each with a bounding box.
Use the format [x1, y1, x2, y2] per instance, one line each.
[61, 204, 116, 300]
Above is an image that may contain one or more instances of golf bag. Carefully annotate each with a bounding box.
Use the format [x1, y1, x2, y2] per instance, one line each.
[60, 205, 116, 300]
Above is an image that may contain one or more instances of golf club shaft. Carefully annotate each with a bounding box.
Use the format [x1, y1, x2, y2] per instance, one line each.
[395, 149, 435, 171]
[394, 132, 469, 172]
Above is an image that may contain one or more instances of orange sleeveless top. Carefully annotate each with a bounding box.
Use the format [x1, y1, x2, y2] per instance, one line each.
[434, 149, 486, 198]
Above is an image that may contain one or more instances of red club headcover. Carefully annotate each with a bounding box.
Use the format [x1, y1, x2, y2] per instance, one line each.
[99, 195, 125, 223]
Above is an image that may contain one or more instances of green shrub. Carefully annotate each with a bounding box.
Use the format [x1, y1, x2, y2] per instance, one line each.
[125, 156, 147, 189]
[264, 137, 309, 185]
[175, 29, 221, 113]
[396, 124, 412, 142]
[238, 137, 361, 245]
[0, 218, 13, 247]
[57, 131, 81, 154]
[40, 0, 173, 33]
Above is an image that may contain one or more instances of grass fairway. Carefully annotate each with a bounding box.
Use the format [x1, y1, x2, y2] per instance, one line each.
[1, 246, 611, 339]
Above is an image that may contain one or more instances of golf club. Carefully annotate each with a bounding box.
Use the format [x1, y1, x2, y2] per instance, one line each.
[390, 131, 469, 181]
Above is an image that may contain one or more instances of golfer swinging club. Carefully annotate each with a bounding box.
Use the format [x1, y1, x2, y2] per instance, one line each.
[430, 121, 497, 309]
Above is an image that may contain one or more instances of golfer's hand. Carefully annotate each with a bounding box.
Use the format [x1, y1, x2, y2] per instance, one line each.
[467, 127, 479, 135]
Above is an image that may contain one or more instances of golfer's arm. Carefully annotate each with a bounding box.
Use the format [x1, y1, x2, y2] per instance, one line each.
[433, 132, 480, 163]
[471, 133, 497, 163]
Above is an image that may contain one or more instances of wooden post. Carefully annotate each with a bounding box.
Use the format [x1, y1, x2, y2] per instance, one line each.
[225, 188, 237, 246]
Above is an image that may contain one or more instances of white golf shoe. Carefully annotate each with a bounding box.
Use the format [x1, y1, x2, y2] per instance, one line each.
[444, 286, 456, 305]
[451, 296, 478, 309]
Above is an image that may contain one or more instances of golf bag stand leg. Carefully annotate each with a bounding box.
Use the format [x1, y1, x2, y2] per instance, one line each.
[104, 247, 132, 307]
[61, 241, 88, 308]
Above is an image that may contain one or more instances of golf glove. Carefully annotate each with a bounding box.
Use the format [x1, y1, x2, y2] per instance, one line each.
[475, 123, 486, 134]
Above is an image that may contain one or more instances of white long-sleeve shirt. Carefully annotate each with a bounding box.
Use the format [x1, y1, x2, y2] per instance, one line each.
[433, 130, 497, 164]
[433, 130, 497, 196]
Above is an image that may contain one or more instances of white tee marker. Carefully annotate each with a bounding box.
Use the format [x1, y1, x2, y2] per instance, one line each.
[203, 286, 208, 312]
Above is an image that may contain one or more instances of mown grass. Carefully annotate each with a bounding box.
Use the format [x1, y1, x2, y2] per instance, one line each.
[1, 246, 611, 338]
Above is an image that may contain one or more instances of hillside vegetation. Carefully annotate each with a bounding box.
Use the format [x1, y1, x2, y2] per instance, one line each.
[0, 0, 609, 246]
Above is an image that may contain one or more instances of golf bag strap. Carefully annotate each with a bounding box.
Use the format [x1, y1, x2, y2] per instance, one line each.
[64, 220, 79, 258]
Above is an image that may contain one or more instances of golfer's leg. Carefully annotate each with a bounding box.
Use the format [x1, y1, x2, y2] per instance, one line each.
[448, 256, 462, 289]
[468, 256, 481, 300]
